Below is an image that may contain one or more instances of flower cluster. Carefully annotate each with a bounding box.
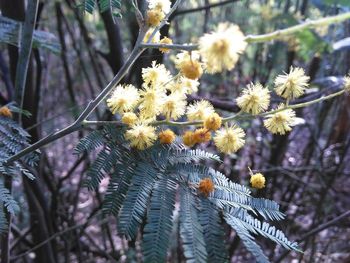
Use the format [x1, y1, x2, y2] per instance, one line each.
[106, 11, 316, 152]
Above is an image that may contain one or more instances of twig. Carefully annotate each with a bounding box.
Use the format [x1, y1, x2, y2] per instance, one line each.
[172, 0, 239, 17]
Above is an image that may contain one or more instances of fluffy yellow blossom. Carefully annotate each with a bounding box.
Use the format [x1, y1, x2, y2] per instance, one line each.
[174, 51, 203, 80]
[236, 82, 270, 115]
[193, 128, 211, 143]
[250, 173, 266, 189]
[264, 104, 297, 135]
[147, 9, 165, 27]
[106, 84, 140, 114]
[214, 125, 245, 154]
[158, 129, 176, 144]
[161, 92, 187, 120]
[343, 74, 350, 92]
[182, 131, 196, 147]
[125, 124, 157, 150]
[204, 113, 222, 131]
[186, 100, 215, 121]
[148, 0, 171, 14]
[142, 61, 171, 88]
[274, 67, 310, 100]
[0, 106, 12, 118]
[143, 28, 161, 43]
[159, 37, 173, 53]
[168, 77, 199, 95]
[122, 112, 138, 126]
[198, 178, 215, 197]
[139, 86, 165, 118]
[199, 23, 247, 73]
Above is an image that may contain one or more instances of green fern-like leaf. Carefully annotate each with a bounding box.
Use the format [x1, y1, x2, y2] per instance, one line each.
[199, 198, 229, 263]
[179, 186, 208, 263]
[0, 181, 19, 215]
[117, 162, 158, 240]
[143, 176, 177, 262]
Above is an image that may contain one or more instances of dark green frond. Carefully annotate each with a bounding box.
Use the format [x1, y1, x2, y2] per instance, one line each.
[169, 149, 221, 165]
[225, 212, 270, 263]
[143, 176, 177, 263]
[227, 209, 300, 251]
[117, 162, 158, 240]
[0, 15, 61, 54]
[179, 186, 208, 263]
[199, 198, 229, 263]
[102, 163, 135, 216]
[74, 129, 106, 155]
[0, 181, 19, 215]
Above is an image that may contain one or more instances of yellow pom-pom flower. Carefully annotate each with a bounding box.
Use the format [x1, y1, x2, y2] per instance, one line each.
[182, 131, 196, 147]
[236, 82, 271, 115]
[148, 0, 171, 14]
[122, 112, 138, 126]
[193, 128, 211, 144]
[139, 85, 165, 119]
[186, 100, 215, 121]
[147, 9, 165, 27]
[159, 37, 173, 53]
[343, 74, 350, 92]
[158, 129, 176, 144]
[0, 106, 12, 118]
[161, 92, 187, 120]
[143, 29, 161, 43]
[106, 84, 140, 114]
[250, 172, 266, 189]
[199, 23, 247, 74]
[198, 178, 215, 197]
[264, 104, 297, 135]
[274, 67, 310, 100]
[204, 113, 222, 131]
[142, 61, 171, 88]
[174, 51, 203, 80]
[214, 125, 245, 154]
[125, 124, 157, 150]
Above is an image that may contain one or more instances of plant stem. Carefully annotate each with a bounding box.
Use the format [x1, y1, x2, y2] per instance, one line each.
[5, 0, 184, 164]
[141, 11, 350, 51]
[83, 89, 346, 128]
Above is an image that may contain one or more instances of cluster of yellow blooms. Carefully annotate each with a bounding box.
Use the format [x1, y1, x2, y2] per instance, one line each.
[107, 0, 349, 162]
[110, 22, 310, 152]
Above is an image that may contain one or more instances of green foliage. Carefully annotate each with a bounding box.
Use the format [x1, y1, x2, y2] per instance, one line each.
[77, 125, 300, 263]
[78, 0, 122, 20]
[0, 15, 61, 54]
[0, 108, 39, 233]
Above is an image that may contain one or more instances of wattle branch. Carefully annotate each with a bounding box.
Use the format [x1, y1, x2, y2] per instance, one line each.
[5, 7, 350, 164]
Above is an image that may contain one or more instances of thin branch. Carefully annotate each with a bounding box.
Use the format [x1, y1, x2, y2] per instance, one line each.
[5, 0, 184, 164]
[142, 11, 350, 51]
[172, 0, 239, 17]
[83, 89, 346, 127]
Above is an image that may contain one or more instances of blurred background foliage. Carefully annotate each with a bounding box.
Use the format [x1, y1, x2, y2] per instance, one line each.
[0, 0, 349, 262]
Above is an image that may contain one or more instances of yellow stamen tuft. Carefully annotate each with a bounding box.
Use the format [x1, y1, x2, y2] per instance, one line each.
[0, 106, 12, 118]
[159, 37, 173, 53]
[198, 178, 215, 197]
[158, 129, 176, 144]
[193, 128, 211, 144]
[182, 130, 196, 147]
[204, 113, 222, 131]
[122, 112, 138, 126]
